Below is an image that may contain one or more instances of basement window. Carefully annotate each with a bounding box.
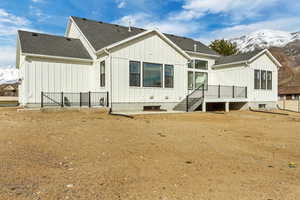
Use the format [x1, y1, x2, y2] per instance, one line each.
[259, 104, 266, 109]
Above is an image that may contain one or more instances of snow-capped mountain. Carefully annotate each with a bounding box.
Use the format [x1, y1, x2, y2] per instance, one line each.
[0, 66, 19, 84]
[230, 29, 300, 52]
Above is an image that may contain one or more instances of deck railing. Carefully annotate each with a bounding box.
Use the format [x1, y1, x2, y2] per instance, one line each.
[41, 91, 109, 108]
[186, 85, 247, 112]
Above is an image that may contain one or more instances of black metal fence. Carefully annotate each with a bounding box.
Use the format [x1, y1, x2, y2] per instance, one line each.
[41, 91, 109, 108]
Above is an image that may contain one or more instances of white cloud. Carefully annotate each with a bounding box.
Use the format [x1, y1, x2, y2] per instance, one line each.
[197, 17, 300, 44]
[114, 13, 199, 36]
[170, 0, 280, 22]
[0, 46, 16, 67]
[0, 9, 36, 67]
[116, 0, 127, 8]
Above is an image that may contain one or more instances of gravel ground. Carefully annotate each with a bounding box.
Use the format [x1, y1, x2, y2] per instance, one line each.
[0, 107, 299, 200]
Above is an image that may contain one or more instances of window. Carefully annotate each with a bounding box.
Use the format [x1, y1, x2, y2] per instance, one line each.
[188, 71, 194, 90]
[195, 72, 208, 89]
[267, 71, 272, 90]
[195, 60, 208, 70]
[261, 70, 267, 89]
[254, 70, 260, 89]
[164, 65, 174, 88]
[188, 60, 193, 68]
[100, 61, 105, 87]
[129, 61, 141, 87]
[143, 62, 163, 87]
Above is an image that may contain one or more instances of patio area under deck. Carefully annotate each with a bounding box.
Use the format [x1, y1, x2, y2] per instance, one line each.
[202, 98, 248, 112]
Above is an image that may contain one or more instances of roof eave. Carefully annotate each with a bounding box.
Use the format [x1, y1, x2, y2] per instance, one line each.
[185, 50, 220, 58]
[22, 53, 93, 63]
[95, 29, 191, 60]
[212, 60, 248, 69]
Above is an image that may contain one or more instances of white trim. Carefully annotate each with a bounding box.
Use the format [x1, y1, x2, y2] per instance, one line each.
[68, 17, 97, 54]
[22, 53, 93, 63]
[249, 49, 282, 67]
[96, 29, 191, 60]
[212, 49, 282, 69]
[212, 61, 248, 68]
[185, 50, 220, 58]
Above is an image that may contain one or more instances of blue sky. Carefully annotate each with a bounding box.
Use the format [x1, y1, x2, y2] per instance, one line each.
[1, 0, 300, 67]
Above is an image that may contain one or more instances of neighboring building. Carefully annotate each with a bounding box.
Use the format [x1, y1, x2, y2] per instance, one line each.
[16, 16, 281, 112]
[0, 83, 18, 97]
[278, 86, 300, 100]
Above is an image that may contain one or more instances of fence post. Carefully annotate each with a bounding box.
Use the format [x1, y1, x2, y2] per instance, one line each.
[186, 95, 189, 112]
[232, 86, 235, 98]
[41, 91, 44, 108]
[61, 92, 64, 107]
[79, 92, 82, 107]
[218, 85, 221, 98]
[88, 91, 91, 108]
[245, 87, 247, 98]
[106, 92, 109, 107]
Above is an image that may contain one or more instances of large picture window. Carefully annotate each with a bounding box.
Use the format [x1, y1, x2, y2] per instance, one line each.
[254, 70, 260, 89]
[261, 70, 267, 89]
[129, 61, 141, 87]
[188, 71, 194, 90]
[195, 72, 208, 89]
[195, 60, 208, 70]
[143, 62, 163, 87]
[100, 61, 105, 87]
[164, 65, 174, 88]
[267, 71, 272, 90]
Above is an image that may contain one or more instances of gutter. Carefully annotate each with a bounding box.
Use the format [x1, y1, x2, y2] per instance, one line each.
[22, 53, 93, 63]
[212, 60, 248, 69]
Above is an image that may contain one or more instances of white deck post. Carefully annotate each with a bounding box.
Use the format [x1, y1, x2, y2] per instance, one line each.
[202, 101, 206, 112]
[225, 102, 230, 112]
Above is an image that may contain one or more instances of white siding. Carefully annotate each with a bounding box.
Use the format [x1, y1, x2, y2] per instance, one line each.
[249, 53, 278, 102]
[211, 65, 250, 87]
[22, 57, 92, 104]
[110, 32, 188, 103]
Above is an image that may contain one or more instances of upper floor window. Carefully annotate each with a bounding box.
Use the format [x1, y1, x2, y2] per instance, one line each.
[195, 60, 208, 70]
[100, 61, 105, 87]
[188, 59, 208, 70]
[129, 61, 141, 87]
[164, 65, 174, 88]
[143, 62, 163, 87]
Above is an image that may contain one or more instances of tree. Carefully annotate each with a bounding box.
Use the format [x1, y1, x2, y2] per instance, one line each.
[209, 39, 239, 56]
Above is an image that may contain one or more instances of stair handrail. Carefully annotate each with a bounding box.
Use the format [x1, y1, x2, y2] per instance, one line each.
[186, 84, 205, 112]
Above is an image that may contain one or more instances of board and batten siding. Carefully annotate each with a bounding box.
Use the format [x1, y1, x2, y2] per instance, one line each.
[249, 53, 278, 102]
[211, 65, 250, 87]
[22, 57, 92, 104]
[109, 32, 188, 103]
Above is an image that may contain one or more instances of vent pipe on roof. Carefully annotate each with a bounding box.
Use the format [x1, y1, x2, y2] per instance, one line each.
[194, 44, 197, 52]
[128, 20, 132, 32]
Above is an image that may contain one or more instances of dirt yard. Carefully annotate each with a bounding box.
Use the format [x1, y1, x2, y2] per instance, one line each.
[0, 108, 299, 200]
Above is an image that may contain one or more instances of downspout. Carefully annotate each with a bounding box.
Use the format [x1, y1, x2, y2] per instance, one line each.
[103, 48, 113, 113]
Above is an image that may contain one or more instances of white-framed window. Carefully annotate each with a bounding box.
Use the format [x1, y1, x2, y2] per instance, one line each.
[129, 61, 141, 87]
[164, 65, 174, 88]
[261, 70, 267, 89]
[143, 62, 163, 87]
[254, 70, 260, 89]
[100, 61, 105, 87]
[267, 71, 272, 90]
[188, 59, 208, 70]
[188, 71, 208, 90]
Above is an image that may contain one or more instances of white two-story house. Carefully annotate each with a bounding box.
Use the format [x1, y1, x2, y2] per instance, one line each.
[16, 16, 281, 112]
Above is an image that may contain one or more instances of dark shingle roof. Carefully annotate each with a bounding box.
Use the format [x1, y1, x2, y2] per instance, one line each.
[18, 30, 92, 60]
[215, 50, 263, 66]
[71, 16, 219, 56]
